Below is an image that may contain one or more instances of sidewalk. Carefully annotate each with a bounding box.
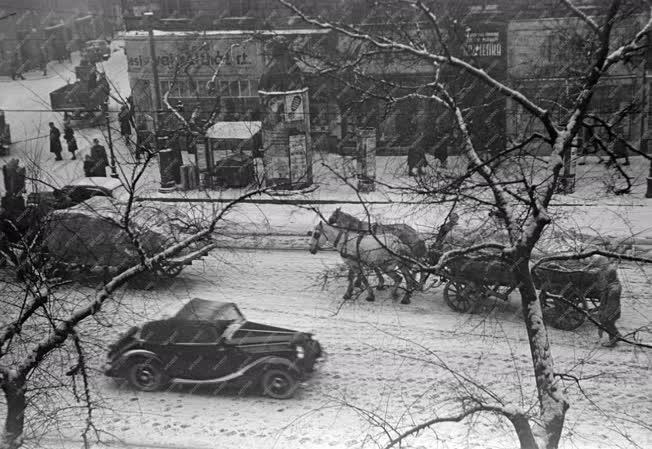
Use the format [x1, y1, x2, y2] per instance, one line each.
[2, 131, 651, 243]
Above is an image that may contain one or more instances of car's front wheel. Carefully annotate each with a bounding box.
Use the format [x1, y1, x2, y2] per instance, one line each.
[261, 368, 298, 399]
[127, 358, 166, 392]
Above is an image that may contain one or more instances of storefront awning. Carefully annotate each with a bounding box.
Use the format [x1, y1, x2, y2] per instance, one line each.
[206, 121, 261, 140]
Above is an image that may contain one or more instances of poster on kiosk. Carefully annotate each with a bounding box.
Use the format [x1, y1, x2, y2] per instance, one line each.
[259, 88, 312, 190]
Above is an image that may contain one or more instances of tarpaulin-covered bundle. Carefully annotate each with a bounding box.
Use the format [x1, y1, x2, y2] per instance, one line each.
[42, 197, 199, 267]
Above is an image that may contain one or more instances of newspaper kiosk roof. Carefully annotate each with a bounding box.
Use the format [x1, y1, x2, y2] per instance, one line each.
[206, 121, 261, 140]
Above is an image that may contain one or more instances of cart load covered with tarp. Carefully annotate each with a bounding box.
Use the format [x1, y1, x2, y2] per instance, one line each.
[41, 197, 210, 277]
[532, 256, 620, 331]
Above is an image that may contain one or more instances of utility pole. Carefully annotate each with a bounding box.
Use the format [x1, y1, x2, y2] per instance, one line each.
[144, 11, 162, 135]
[104, 100, 118, 178]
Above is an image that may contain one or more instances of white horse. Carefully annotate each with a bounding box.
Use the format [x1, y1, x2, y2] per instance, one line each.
[308, 221, 417, 304]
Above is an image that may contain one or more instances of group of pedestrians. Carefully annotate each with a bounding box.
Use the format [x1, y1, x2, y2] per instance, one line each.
[48, 122, 108, 177]
[10, 49, 49, 80]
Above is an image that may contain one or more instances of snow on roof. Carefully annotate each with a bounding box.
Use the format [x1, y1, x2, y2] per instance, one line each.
[206, 121, 261, 140]
[125, 29, 330, 38]
[258, 87, 308, 95]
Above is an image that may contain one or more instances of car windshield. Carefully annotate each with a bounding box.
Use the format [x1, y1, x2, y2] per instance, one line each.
[175, 299, 245, 323]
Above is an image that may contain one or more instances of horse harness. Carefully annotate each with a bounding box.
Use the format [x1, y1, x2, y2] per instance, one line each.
[334, 230, 365, 262]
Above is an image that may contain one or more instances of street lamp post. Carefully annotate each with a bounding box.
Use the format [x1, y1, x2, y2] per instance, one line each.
[144, 11, 163, 134]
[104, 101, 118, 178]
[646, 160, 652, 198]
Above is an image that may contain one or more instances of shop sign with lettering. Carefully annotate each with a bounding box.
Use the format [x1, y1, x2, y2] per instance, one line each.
[125, 36, 263, 76]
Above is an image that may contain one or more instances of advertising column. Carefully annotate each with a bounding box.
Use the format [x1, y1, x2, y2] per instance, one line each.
[259, 88, 312, 189]
[356, 127, 377, 192]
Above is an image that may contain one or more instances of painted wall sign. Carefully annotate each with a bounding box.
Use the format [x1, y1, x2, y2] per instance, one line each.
[125, 36, 264, 76]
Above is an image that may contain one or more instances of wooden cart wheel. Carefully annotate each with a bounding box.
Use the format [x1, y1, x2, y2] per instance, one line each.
[541, 290, 586, 331]
[443, 280, 477, 313]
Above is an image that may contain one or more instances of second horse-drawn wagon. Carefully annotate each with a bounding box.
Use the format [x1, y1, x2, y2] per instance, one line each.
[435, 249, 617, 331]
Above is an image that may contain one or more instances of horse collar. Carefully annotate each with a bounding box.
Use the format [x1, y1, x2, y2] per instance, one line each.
[333, 230, 346, 247]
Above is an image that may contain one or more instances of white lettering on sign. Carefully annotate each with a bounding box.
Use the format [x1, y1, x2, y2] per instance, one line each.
[125, 38, 262, 75]
[467, 32, 502, 57]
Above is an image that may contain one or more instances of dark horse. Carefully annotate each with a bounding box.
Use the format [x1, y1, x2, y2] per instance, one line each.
[328, 208, 427, 289]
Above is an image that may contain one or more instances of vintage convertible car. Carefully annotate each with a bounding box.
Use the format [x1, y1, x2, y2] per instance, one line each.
[105, 298, 323, 399]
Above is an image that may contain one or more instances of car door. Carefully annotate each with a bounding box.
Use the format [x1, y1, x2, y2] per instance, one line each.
[168, 322, 234, 380]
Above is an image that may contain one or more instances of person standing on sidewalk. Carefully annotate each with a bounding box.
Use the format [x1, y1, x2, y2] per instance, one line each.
[63, 123, 78, 160]
[90, 138, 108, 176]
[119, 103, 132, 146]
[49, 122, 63, 161]
[38, 47, 48, 76]
[10, 53, 25, 80]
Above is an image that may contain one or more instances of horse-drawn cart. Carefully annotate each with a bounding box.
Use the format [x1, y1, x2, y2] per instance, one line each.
[32, 197, 211, 286]
[437, 250, 616, 331]
[532, 259, 616, 331]
[439, 250, 520, 314]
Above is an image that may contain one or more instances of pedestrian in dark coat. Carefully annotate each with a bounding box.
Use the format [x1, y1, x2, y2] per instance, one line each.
[90, 138, 109, 176]
[38, 48, 48, 76]
[407, 134, 428, 177]
[11, 53, 25, 80]
[63, 125, 77, 160]
[49, 122, 63, 161]
[83, 155, 94, 177]
[119, 104, 132, 140]
[434, 140, 449, 169]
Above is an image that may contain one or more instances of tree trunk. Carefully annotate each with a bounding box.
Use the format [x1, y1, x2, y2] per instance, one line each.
[513, 256, 569, 449]
[1, 377, 26, 449]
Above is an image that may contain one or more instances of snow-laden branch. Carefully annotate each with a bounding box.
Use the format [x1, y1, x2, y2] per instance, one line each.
[602, 9, 652, 72]
[444, 91, 518, 241]
[560, 0, 601, 35]
[277, 0, 558, 139]
[429, 242, 506, 273]
[384, 404, 535, 449]
[532, 249, 652, 270]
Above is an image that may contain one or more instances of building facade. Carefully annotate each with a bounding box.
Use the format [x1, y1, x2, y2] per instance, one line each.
[0, 0, 121, 76]
[121, 0, 650, 155]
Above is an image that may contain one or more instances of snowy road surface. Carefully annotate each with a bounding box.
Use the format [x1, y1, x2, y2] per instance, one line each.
[33, 248, 652, 449]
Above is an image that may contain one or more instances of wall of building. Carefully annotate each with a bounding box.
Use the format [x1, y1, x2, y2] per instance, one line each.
[0, 0, 119, 76]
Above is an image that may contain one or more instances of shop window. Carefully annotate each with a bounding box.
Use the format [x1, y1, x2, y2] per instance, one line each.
[239, 80, 252, 97]
[228, 80, 239, 97]
[227, 0, 253, 17]
[249, 79, 259, 96]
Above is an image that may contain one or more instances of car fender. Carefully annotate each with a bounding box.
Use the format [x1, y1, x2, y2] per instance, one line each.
[116, 349, 162, 370]
[242, 356, 301, 376]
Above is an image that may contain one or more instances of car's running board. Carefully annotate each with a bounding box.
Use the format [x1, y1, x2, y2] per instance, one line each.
[171, 371, 245, 385]
[169, 357, 299, 385]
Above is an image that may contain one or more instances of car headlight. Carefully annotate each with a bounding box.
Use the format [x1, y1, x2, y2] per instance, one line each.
[296, 345, 305, 359]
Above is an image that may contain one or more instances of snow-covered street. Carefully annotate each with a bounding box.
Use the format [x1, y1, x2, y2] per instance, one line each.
[30, 248, 651, 449]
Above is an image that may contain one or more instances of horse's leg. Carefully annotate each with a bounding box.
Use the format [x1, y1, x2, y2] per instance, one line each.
[360, 268, 375, 302]
[418, 271, 430, 290]
[343, 266, 356, 300]
[385, 268, 403, 301]
[374, 267, 387, 290]
[399, 265, 415, 305]
[354, 272, 363, 288]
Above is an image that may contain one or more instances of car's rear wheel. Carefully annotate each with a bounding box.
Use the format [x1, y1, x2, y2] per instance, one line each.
[261, 368, 298, 400]
[127, 358, 166, 392]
